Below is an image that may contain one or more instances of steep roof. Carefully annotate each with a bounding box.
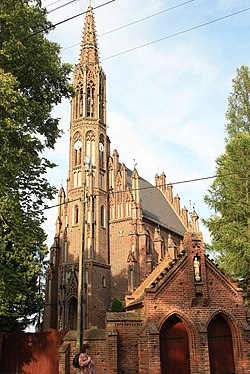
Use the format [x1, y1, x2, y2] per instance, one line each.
[127, 169, 186, 237]
[139, 177, 186, 236]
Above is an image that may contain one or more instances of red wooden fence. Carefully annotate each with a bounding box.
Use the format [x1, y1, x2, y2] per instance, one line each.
[0, 329, 65, 374]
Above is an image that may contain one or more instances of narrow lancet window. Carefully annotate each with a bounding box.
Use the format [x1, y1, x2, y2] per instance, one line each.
[86, 80, 95, 117]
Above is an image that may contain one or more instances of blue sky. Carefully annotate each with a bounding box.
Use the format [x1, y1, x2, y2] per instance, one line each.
[41, 0, 250, 245]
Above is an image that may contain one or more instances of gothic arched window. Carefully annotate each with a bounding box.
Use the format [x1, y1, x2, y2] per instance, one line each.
[129, 265, 134, 293]
[77, 171, 81, 187]
[146, 233, 152, 255]
[99, 134, 104, 169]
[101, 205, 105, 228]
[73, 133, 82, 167]
[86, 131, 95, 165]
[75, 82, 83, 118]
[99, 73, 105, 122]
[74, 148, 82, 167]
[74, 205, 79, 225]
[86, 79, 95, 117]
[125, 198, 131, 216]
[110, 196, 114, 219]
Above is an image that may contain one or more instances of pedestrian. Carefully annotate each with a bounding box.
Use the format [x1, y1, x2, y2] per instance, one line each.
[77, 343, 96, 374]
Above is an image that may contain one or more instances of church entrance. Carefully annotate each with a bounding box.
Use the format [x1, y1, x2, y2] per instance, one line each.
[208, 314, 235, 374]
[160, 315, 190, 374]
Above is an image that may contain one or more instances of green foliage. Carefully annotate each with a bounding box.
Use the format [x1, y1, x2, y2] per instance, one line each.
[203, 66, 250, 302]
[111, 297, 124, 312]
[0, 0, 73, 331]
[225, 65, 250, 140]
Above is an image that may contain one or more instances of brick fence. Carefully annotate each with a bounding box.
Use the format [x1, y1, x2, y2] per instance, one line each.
[0, 329, 65, 374]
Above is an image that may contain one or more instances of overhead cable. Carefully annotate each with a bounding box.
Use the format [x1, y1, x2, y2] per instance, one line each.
[41, 170, 248, 212]
[48, 0, 80, 14]
[44, 0, 65, 8]
[62, 0, 195, 51]
[101, 7, 250, 61]
[29, 0, 115, 37]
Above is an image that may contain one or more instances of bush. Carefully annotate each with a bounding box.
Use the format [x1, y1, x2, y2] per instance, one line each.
[111, 297, 123, 312]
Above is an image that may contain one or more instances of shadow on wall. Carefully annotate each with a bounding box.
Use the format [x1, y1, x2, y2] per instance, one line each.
[0, 329, 65, 374]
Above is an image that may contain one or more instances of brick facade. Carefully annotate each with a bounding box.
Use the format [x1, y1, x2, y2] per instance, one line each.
[43, 5, 190, 333]
[43, 6, 250, 374]
[58, 232, 250, 373]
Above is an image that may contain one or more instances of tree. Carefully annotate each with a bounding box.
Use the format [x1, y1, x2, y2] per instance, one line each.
[203, 66, 250, 301]
[111, 297, 124, 312]
[225, 65, 250, 139]
[0, 0, 73, 331]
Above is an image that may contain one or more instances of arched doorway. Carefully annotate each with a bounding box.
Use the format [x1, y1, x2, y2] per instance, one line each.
[208, 314, 235, 374]
[160, 315, 190, 374]
[67, 297, 77, 330]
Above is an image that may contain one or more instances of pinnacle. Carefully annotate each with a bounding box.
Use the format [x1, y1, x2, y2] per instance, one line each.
[79, 5, 99, 65]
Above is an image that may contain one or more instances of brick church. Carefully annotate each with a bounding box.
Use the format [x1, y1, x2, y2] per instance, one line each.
[43, 6, 250, 373]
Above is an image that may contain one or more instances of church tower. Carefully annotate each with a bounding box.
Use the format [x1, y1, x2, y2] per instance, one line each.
[43, 5, 195, 335]
[44, 6, 110, 331]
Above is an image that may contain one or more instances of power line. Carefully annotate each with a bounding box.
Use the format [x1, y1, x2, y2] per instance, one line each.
[48, 0, 80, 14]
[44, 0, 67, 8]
[41, 170, 248, 212]
[109, 170, 248, 194]
[62, 0, 195, 51]
[29, 0, 115, 37]
[101, 6, 250, 61]
[43, 196, 81, 210]
[102, 0, 195, 36]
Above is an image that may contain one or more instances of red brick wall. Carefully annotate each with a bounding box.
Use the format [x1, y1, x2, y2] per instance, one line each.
[140, 257, 250, 373]
[87, 261, 111, 328]
[109, 219, 132, 300]
[57, 234, 250, 374]
[60, 329, 118, 374]
[1, 329, 65, 374]
[106, 312, 143, 374]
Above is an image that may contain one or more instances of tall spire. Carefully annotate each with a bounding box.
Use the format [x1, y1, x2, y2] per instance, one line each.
[80, 6, 99, 65]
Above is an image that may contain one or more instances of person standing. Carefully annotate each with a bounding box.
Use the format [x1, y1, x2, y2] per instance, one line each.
[77, 343, 96, 374]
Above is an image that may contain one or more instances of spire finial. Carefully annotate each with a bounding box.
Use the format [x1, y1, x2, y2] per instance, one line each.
[80, 3, 99, 65]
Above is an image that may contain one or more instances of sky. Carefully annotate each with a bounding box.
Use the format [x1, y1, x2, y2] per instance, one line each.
[41, 0, 250, 246]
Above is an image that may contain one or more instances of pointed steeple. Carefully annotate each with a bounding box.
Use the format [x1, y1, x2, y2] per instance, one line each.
[80, 6, 99, 65]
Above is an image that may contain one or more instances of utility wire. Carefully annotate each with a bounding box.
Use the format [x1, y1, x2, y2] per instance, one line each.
[101, 0, 195, 36]
[62, 0, 195, 51]
[48, 0, 80, 14]
[44, 0, 67, 8]
[101, 6, 250, 61]
[109, 170, 248, 194]
[29, 0, 115, 37]
[41, 170, 248, 212]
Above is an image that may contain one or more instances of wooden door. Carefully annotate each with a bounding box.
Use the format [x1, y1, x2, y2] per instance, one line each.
[160, 315, 191, 374]
[208, 315, 235, 374]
